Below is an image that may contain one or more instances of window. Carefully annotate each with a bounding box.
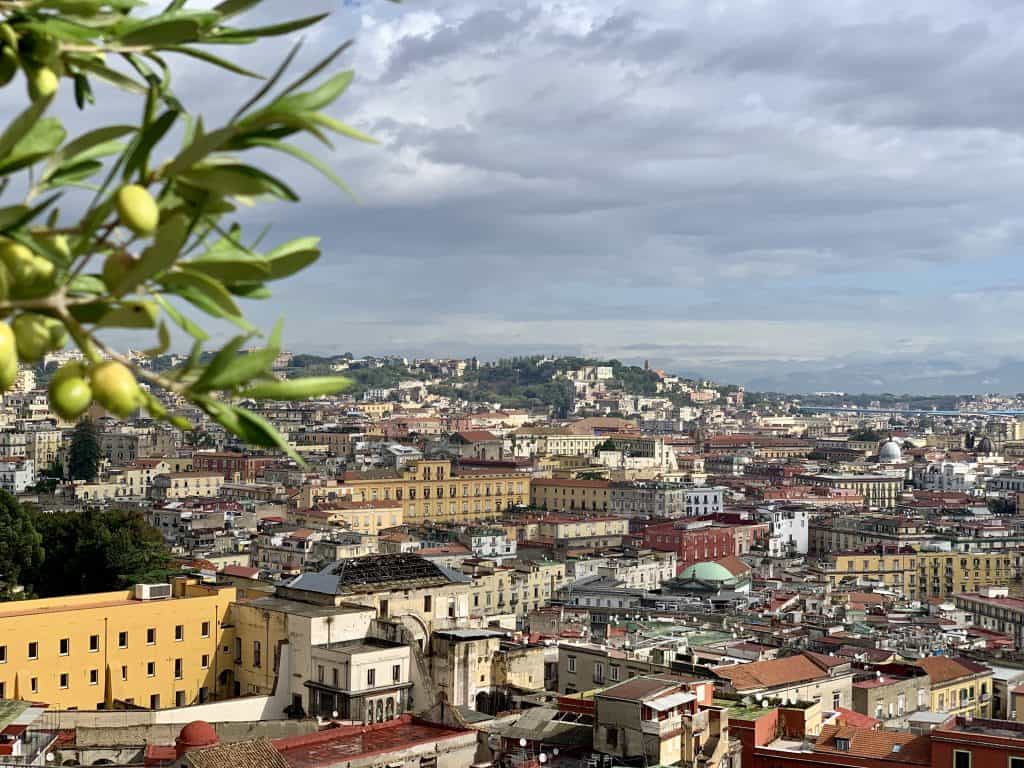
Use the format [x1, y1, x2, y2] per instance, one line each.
[0, 645, 5, 663]
[118, 631, 128, 649]
[28, 641, 38, 660]
[833, 691, 841, 710]
[176, 691, 186, 707]
[89, 669, 99, 686]
[610, 664, 621, 682]
[59, 638, 70, 656]
[121, 665, 128, 681]
[393, 664, 401, 682]
[59, 673, 69, 689]
[367, 668, 376, 687]
[150, 694, 160, 709]
[147, 628, 156, 645]
[147, 661, 156, 677]
[834, 737, 850, 752]
[380, 599, 389, 617]
[253, 641, 261, 667]
[568, 656, 577, 673]
[606, 727, 618, 748]
[174, 659, 183, 679]
[594, 663, 605, 683]
[953, 750, 971, 768]
[30, 677, 38, 693]
[90, 635, 100, 652]
[201, 654, 210, 669]
[175, 625, 184, 642]
[201, 621, 210, 638]
[424, 596, 432, 613]
[333, 667, 339, 687]
[1009, 758, 1024, 768]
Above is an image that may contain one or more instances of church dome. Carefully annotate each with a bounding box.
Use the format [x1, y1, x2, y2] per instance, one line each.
[878, 438, 902, 463]
[679, 561, 735, 583]
[175, 721, 218, 758]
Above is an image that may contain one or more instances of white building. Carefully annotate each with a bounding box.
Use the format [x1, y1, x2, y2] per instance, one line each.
[758, 505, 809, 556]
[458, 527, 517, 563]
[0, 457, 35, 493]
[912, 461, 978, 493]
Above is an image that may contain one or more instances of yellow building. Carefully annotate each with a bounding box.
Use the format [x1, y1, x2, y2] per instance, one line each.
[815, 549, 919, 596]
[302, 460, 529, 525]
[0, 579, 236, 710]
[816, 548, 1020, 601]
[292, 500, 403, 535]
[802, 473, 904, 508]
[465, 561, 568, 618]
[537, 515, 630, 541]
[355, 402, 394, 419]
[531, 478, 611, 512]
[150, 471, 224, 500]
[913, 656, 992, 718]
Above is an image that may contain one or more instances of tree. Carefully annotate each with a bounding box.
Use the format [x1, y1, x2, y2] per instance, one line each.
[849, 427, 882, 442]
[27, 508, 171, 597]
[68, 417, 100, 480]
[0, 491, 43, 596]
[0, 2, 362, 458]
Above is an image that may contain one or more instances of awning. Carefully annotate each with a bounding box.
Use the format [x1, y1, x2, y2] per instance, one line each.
[647, 691, 696, 711]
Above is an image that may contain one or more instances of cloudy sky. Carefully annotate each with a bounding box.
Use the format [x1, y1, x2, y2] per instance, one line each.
[14, 0, 1024, 392]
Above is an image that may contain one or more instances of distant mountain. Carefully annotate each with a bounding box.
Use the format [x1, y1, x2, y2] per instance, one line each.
[734, 358, 1024, 395]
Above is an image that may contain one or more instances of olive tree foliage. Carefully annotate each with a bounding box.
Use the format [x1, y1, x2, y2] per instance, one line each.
[0, 0, 365, 461]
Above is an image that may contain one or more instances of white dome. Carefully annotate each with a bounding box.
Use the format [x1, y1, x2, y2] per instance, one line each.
[878, 439, 902, 462]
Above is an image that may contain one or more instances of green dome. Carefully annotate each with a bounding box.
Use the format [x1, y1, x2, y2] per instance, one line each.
[680, 561, 735, 582]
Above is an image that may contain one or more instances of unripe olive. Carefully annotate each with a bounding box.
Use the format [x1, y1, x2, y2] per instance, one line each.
[0, 240, 37, 285]
[45, 317, 67, 350]
[32, 256, 55, 283]
[91, 360, 140, 418]
[0, 322, 17, 392]
[45, 234, 70, 262]
[12, 313, 55, 362]
[0, 24, 17, 51]
[48, 368, 92, 420]
[0, 47, 16, 88]
[51, 360, 88, 384]
[102, 250, 139, 294]
[27, 66, 58, 101]
[115, 185, 159, 237]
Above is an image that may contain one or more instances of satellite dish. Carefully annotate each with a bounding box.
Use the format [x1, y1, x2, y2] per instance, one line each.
[519, 738, 528, 748]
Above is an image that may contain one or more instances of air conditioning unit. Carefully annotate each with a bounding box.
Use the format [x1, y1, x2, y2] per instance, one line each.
[134, 583, 172, 601]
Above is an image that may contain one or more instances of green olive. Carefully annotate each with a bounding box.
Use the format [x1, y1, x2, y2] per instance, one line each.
[91, 360, 141, 418]
[115, 185, 160, 237]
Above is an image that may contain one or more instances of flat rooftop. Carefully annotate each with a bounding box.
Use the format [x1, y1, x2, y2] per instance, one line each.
[274, 716, 469, 768]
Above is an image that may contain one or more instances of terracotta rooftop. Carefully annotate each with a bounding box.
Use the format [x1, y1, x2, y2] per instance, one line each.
[714, 653, 844, 691]
[912, 656, 991, 685]
[812, 723, 930, 763]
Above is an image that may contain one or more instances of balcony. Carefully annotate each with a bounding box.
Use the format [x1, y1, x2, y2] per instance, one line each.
[642, 715, 682, 736]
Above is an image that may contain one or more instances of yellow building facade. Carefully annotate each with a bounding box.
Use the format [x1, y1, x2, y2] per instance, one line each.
[0, 580, 236, 710]
[292, 501, 403, 535]
[531, 478, 611, 512]
[303, 460, 529, 525]
[817, 549, 1020, 601]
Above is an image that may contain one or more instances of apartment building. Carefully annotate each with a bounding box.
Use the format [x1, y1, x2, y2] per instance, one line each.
[530, 478, 610, 512]
[305, 460, 529, 525]
[0, 579, 236, 710]
[912, 656, 993, 718]
[150, 472, 225, 500]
